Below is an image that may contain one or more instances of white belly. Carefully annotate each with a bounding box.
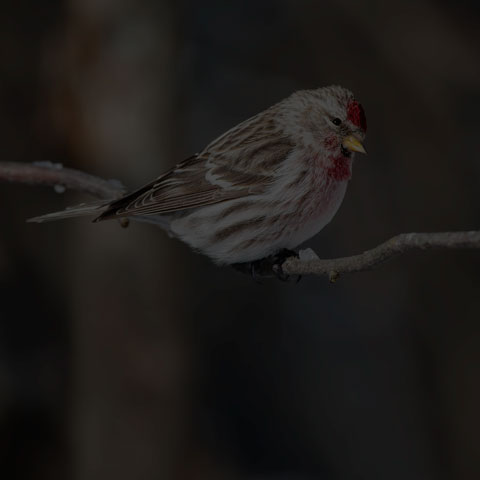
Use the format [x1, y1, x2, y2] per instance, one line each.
[282, 178, 348, 250]
[166, 176, 349, 264]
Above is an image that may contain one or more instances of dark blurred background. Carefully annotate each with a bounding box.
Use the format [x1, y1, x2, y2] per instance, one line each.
[1, 1, 480, 479]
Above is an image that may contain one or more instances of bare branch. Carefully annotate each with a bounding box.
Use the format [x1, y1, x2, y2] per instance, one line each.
[0, 161, 125, 200]
[1, 161, 479, 280]
[283, 231, 480, 280]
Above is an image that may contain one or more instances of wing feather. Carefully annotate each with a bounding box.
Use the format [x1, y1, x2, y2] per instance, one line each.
[95, 113, 294, 221]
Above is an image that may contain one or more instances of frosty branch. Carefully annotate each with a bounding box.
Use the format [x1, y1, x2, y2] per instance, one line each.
[1, 160, 479, 280]
[281, 231, 480, 280]
[0, 161, 126, 199]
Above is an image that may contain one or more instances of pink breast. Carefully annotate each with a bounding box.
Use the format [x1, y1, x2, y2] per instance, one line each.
[294, 153, 350, 227]
[327, 155, 352, 181]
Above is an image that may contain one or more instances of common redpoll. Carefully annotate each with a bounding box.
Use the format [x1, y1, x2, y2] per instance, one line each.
[31, 85, 366, 270]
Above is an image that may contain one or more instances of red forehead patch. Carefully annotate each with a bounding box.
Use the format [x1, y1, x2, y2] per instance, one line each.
[347, 100, 367, 132]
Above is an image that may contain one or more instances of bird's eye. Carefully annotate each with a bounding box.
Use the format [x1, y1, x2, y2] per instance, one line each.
[332, 118, 342, 126]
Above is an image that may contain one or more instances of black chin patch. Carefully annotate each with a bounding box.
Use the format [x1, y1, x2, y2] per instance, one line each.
[341, 145, 352, 157]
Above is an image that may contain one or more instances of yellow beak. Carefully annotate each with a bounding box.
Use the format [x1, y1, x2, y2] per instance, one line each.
[342, 135, 366, 154]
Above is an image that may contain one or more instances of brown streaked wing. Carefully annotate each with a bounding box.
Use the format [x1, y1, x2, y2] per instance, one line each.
[95, 117, 294, 221]
[95, 155, 250, 220]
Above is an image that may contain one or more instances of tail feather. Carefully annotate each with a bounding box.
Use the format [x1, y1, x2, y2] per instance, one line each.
[27, 201, 107, 223]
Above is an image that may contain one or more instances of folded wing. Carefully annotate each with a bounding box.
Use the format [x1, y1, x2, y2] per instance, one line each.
[95, 116, 294, 221]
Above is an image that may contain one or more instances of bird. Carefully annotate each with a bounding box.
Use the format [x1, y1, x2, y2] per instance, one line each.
[30, 85, 366, 275]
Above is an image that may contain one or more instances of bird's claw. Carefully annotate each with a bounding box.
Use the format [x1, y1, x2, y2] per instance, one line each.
[232, 249, 302, 283]
[270, 249, 301, 282]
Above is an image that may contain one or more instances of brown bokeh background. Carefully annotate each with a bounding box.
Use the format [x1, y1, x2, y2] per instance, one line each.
[1, 1, 480, 479]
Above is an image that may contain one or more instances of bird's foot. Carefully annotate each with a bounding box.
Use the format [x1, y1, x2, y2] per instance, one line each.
[269, 249, 301, 282]
[231, 260, 263, 283]
[232, 249, 301, 283]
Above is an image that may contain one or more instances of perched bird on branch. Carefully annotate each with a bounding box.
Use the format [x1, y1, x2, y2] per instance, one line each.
[29, 85, 367, 275]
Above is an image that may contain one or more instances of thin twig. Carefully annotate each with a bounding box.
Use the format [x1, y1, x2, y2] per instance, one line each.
[0, 161, 125, 199]
[283, 231, 480, 280]
[1, 160, 479, 279]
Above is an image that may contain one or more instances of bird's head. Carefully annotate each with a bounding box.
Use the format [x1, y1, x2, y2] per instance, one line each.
[288, 85, 367, 158]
